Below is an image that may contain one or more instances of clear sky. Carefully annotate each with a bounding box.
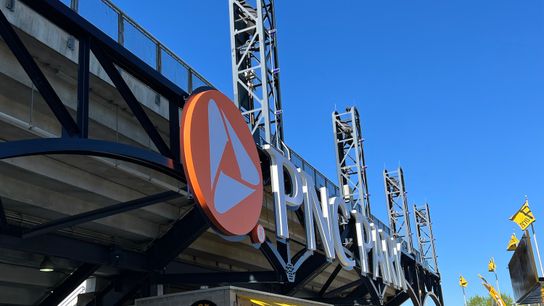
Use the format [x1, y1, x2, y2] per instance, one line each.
[92, 1, 544, 305]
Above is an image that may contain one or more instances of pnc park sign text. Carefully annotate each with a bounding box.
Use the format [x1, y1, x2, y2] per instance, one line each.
[180, 89, 406, 291]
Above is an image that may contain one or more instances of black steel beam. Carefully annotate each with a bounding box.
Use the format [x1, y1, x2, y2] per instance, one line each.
[386, 291, 410, 306]
[19, 0, 190, 105]
[0, 138, 181, 180]
[91, 42, 172, 158]
[0, 226, 207, 273]
[38, 263, 100, 306]
[146, 206, 209, 271]
[160, 271, 282, 285]
[318, 264, 342, 297]
[0, 8, 79, 137]
[284, 251, 329, 295]
[87, 207, 209, 305]
[0, 198, 7, 231]
[77, 35, 90, 138]
[23, 191, 181, 239]
[323, 279, 362, 299]
[260, 240, 286, 275]
[361, 277, 382, 305]
[169, 96, 181, 172]
[89, 272, 149, 306]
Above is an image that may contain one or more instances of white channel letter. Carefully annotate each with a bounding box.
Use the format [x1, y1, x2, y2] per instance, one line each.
[352, 209, 373, 275]
[389, 238, 406, 290]
[381, 231, 396, 287]
[263, 145, 303, 239]
[372, 227, 390, 284]
[300, 170, 335, 259]
[329, 196, 355, 269]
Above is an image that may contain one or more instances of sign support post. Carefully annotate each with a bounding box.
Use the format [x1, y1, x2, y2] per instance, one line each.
[530, 224, 544, 276]
[462, 286, 467, 306]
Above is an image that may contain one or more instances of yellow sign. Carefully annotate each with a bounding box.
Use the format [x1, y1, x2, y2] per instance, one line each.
[488, 258, 496, 272]
[510, 200, 535, 230]
[478, 274, 505, 306]
[507, 233, 519, 251]
[237, 296, 298, 306]
[459, 275, 468, 287]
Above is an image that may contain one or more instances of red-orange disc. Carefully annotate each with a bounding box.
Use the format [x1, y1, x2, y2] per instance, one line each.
[180, 90, 263, 236]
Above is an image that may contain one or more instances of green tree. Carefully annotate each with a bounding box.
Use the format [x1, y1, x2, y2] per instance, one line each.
[466, 294, 514, 306]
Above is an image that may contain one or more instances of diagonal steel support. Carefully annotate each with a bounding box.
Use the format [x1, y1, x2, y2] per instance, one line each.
[38, 263, 99, 306]
[0, 8, 79, 136]
[323, 280, 362, 299]
[146, 206, 209, 271]
[20, 0, 190, 101]
[91, 41, 172, 157]
[260, 240, 286, 274]
[361, 277, 383, 305]
[318, 264, 342, 297]
[284, 251, 329, 295]
[0, 224, 213, 276]
[88, 206, 209, 305]
[386, 291, 410, 306]
[77, 35, 90, 138]
[23, 191, 181, 239]
[89, 272, 149, 306]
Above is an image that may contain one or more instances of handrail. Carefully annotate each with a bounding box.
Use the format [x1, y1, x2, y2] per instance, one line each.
[63, 0, 213, 93]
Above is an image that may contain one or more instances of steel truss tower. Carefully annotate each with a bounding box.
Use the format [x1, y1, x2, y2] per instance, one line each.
[414, 203, 439, 274]
[229, 0, 284, 149]
[332, 107, 371, 216]
[384, 168, 414, 254]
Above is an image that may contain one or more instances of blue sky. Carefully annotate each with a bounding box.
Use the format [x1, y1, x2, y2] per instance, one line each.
[97, 1, 544, 304]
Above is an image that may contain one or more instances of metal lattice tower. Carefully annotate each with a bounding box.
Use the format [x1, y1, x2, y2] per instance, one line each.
[414, 203, 439, 274]
[332, 107, 371, 217]
[384, 168, 414, 254]
[229, 0, 284, 149]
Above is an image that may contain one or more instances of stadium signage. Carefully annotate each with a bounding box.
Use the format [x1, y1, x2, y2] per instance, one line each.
[181, 90, 405, 290]
[264, 145, 406, 290]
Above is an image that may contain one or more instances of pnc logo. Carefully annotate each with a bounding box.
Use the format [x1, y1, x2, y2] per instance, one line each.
[180, 90, 263, 237]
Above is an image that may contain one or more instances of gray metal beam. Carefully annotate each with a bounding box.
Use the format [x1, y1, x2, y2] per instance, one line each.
[0, 227, 206, 273]
[229, 0, 284, 149]
[332, 107, 371, 216]
[22, 191, 181, 239]
[414, 203, 439, 274]
[384, 168, 414, 254]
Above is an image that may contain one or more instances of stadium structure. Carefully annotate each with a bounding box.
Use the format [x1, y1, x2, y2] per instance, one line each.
[0, 1, 443, 305]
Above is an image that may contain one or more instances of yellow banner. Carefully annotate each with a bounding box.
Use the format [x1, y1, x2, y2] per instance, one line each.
[459, 275, 468, 287]
[488, 258, 496, 272]
[478, 274, 505, 306]
[507, 233, 519, 251]
[237, 295, 298, 306]
[510, 200, 535, 231]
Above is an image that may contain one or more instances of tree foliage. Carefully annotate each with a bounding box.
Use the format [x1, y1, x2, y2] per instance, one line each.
[466, 294, 514, 306]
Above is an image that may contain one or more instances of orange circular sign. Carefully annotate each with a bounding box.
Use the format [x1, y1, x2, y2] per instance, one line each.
[180, 90, 263, 236]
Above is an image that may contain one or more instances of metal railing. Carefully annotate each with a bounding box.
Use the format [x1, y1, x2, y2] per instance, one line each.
[61, 0, 213, 93]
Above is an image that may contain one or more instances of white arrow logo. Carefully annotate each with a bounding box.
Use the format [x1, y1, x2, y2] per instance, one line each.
[208, 99, 260, 214]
